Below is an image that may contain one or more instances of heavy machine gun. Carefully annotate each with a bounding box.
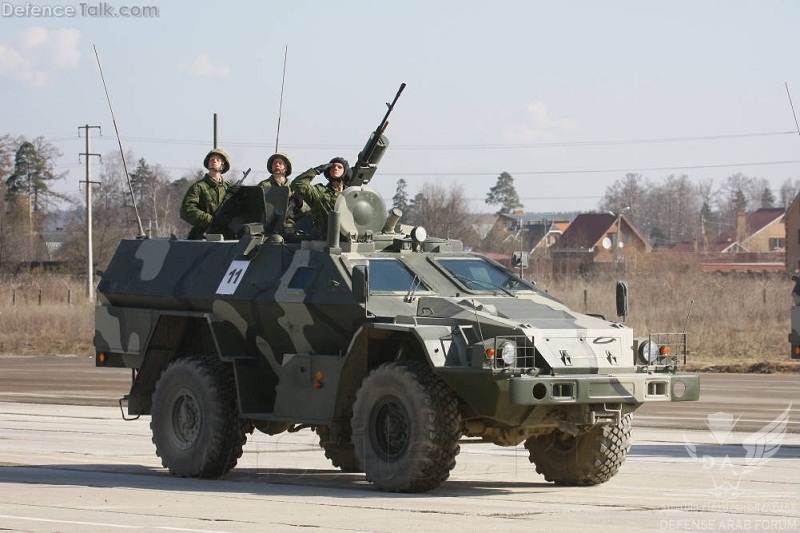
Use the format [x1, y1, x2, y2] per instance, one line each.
[347, 83, 405, 187]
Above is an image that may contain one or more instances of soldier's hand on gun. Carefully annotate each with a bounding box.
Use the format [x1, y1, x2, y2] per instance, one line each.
[289, 193, 304, 210]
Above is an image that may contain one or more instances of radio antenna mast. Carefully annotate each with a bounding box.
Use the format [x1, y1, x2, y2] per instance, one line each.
[275, 45, 288, 153]
[786, 82, 800, 138]
[93, 45, 145, 238]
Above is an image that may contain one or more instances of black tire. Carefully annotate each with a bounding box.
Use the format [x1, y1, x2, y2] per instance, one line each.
[525, 413, 632, 486]
[150, 356, 251, 478]
[351, 361, 461, 493]
[316, 425, 361, 473]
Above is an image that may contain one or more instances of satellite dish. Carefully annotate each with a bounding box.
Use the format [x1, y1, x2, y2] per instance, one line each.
[618, 241, 625, 249]
[601, 237, 612, 250]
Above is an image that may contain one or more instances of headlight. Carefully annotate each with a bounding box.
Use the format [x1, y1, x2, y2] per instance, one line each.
[500, 341, 516, 366]
[637, 340, 660, 364]
[411, 226, 427, 243]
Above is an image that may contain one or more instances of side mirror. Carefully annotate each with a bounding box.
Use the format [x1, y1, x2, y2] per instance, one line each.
[353, 264, 369, 303]
[616, 281, 629, 319]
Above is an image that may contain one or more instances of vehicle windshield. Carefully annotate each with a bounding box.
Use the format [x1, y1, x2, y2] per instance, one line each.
[369, 259, 429, 293]
[437, 258, 535, 293]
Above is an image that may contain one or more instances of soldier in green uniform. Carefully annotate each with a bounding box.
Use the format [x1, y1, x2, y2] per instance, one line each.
[291, 157, 350, 235]
[258, 152, 311, 225]
[258, 152, 292, 190]
[180, 148, 232, 240]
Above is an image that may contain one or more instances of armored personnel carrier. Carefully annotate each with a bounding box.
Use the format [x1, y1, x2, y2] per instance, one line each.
[94, 87, 700, 493]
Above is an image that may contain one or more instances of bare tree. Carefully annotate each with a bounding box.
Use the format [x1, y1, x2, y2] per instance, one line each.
[95, 149, 135, 210]
[599, 172, 651, 236]
[780, 178, 800, 208]
[647, 175, 700, 246]
[412, 182, 472, 241]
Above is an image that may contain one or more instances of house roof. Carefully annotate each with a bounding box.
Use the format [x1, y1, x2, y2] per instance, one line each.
[552, 212, 651, 252]
[470, 214, 501, 240]
[782, 192, 800, 223]
[557, 213, 616, 250]
[552, 221, 571, 233]
[524, 222, 549, 249]
[521, 219, 572, 251]
[671, 207, 786, 253]
[745, 208, 785, 237]
[717, 207, 785, 250]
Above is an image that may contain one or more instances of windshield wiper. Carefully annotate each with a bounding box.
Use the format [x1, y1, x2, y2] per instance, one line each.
[405, 274, 423, 303]
[451, 273, 515, 297]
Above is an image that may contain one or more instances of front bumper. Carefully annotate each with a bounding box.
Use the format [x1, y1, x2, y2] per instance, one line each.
[508, 372, 700, 405]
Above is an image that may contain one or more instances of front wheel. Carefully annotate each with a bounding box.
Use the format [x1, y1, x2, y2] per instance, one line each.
[351, 361, 461, 493]
[525, 413, 632, 486]
[150, 356, 251, 478]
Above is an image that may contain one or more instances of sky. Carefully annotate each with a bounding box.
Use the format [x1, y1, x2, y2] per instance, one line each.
[1, 0, 799, 216]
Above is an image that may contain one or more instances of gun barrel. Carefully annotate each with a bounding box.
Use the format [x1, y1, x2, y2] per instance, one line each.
[349, 83, 405, 187]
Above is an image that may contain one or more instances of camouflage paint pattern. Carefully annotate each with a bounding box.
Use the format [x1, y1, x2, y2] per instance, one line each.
[96, 184, 699, 432]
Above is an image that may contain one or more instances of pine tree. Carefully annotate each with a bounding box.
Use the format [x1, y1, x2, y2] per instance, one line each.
[4, 137, 67, 212]
[5, 141, 38, 200]
[485, 172, 522, 214]
[392, 178, 410, 214]
[760, 186, 775, 208]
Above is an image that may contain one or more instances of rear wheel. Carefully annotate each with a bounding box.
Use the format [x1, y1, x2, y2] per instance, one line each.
[151, 356, 251, 478]
[351, 361, 461, 493]
[525, 413, 632, 486]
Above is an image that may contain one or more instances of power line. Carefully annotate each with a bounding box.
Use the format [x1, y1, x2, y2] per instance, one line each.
[41, 130, 798, 150]
[377, 160, 800, 177]
[388, 131, 800, 149]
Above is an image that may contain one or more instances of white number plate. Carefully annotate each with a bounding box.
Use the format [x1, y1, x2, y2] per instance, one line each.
[216, 260, 251, 295]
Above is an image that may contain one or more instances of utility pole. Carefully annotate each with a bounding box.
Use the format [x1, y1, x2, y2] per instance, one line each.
[213, 112, 217, 148]
[79, 124, 101, 301]
[614, 206, 630, 268]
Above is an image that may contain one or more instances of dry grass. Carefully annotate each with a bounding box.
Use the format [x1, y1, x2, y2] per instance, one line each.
[537, 270, 796, 371]
[0, 271, 797, 372]
[0, 276, 94, 356]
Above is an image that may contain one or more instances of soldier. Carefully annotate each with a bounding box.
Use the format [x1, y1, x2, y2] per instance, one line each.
[291, 157, 351, 235]
[258, 152, 311, 223]
[258, 152, 292, 190]
[180, 148, 232, 240]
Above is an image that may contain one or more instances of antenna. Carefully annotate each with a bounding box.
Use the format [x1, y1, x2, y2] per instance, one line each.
[786, 82, 800, 138]
[275, 45, 288, 153]
[683, 299, 694, 334]
[682, 299, 694, 365]
[93, 45, 145, 238]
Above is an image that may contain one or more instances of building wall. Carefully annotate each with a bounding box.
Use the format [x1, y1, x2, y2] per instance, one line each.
[786, 202, 800, 273]
[745, 219, 785, 253]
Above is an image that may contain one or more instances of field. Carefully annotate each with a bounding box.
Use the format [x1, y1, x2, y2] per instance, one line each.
[0, 271, 797, 373]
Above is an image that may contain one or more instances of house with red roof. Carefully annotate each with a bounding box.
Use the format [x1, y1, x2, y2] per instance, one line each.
[670, 208, 785, 272]
[549, 212, 651, 274]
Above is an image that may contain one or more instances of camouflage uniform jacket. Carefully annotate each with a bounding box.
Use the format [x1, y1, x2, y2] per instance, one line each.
[257, 175, 291, 191]
[291, 168, 341, 234]
[180, 173, 229, 239]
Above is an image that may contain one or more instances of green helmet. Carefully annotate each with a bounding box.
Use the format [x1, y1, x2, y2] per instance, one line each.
[204, 148, 231, 174]
[267, 152, 292, 177]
